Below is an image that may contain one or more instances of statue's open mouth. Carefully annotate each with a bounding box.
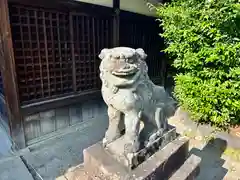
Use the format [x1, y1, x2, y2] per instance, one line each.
[112, 66, 138, 77]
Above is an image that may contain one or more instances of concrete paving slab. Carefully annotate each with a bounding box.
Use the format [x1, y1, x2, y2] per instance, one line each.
[23, 116, 108, 180]
[169, 115, 240, 180]
[171, 107, 240, 149]
[0, 121, 13, 158]
[0, 156, 33, 180]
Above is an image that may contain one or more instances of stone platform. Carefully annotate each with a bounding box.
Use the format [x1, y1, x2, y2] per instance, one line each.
[106, 126, 177, 169]
[80, 136, 201, 180]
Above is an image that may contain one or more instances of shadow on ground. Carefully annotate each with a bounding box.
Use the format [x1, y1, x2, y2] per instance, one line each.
[189, 138, 228, 180]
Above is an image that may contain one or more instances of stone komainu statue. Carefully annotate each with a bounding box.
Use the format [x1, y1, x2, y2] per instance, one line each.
[99, 47, 176, 153]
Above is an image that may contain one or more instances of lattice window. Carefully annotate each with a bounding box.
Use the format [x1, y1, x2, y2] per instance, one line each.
[10, 5, 73, 103]
[71, 14, 112, 92]
[9, 4, 114, 104]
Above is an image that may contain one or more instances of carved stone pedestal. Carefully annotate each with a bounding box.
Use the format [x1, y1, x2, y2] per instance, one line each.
[106, 126, 177, 169]
[82, 135, 201, 180]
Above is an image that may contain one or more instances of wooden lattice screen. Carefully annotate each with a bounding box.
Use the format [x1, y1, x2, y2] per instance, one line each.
[9, 4, 113, 105]
[71, 13, 112, 92]
[120, 12, 165, 84]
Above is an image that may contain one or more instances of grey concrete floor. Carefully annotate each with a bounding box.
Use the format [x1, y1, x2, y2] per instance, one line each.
[22, 114, 108, 180]
[0, 156, 34, 180]
[0, 120, 14, 159]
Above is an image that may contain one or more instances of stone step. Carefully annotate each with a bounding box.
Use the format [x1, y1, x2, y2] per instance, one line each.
[58, 165, 91, 180]
[61, 154, 201, 180]
[62, 136, 202, 180]
[169, 154, 201, 180]
[83, 136, 190, 180]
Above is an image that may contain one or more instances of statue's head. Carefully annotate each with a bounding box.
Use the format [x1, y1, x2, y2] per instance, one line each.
[99, 47, 147, 77]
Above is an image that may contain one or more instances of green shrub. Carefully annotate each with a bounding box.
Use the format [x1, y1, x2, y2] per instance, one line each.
[154, 0, 240, 128]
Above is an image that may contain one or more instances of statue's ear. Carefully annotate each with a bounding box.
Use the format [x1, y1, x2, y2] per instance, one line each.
[99, 48, 109, 60]
[136, 48, 147, 60]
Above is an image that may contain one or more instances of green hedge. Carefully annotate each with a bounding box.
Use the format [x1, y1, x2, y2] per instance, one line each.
[154, 0, 240, 128]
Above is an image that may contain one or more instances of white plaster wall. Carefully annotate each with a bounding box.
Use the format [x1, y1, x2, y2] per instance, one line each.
[120, 0, 156, 17]
[75, 0, 113, 7]
[74, 0, 156, 17]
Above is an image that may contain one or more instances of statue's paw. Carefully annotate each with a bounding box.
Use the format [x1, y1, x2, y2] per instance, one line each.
[102, 137, 108, 147]
[146, 130, 163, 147]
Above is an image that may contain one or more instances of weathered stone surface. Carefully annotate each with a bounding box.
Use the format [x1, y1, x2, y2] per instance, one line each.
[106, 126, 177, 169]
[64, 165, 90, 180]
[99, 47, 176, 156]
[56, 176, 67, 180]
[83, 136, 189, 180]
[169, 154, 201, 180]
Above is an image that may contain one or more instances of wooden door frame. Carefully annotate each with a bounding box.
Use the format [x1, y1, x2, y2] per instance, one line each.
[0, 0, 25, 148]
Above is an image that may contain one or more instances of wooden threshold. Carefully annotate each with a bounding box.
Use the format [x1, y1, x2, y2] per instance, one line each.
[21, 90, 101, 116]
[27, 118, 94, 147]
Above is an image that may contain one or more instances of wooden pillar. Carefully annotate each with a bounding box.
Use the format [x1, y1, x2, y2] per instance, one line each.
[113, 0, 120, 47]
[0, 0, 26, 148]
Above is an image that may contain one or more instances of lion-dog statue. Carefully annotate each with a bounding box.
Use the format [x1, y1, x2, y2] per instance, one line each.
[99, 47, 176, 154]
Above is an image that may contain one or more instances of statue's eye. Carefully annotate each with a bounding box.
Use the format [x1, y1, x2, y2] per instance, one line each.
[127, 58, 134, 63]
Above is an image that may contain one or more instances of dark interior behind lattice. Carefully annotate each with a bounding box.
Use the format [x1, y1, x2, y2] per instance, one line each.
[120, 12, 165, 84]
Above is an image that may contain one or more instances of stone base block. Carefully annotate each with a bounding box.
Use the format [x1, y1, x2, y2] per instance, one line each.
[106, 126, 177, 169]
[83, 136, 192, 180]
[169, 154, 201, 180]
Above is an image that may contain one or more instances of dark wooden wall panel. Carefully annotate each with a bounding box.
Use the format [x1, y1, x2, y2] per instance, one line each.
[0, 0, 25, 148]
[119, 11, 165, 85]
[0, 72, 4, 95]
[0, 72, 8, 126]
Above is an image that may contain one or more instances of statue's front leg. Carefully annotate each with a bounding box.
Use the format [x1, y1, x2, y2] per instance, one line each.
[103, 106, 121, 147]
[155, 107, 168, 131]
[146, 107, 167, 147]
[124, 110, 141, 153]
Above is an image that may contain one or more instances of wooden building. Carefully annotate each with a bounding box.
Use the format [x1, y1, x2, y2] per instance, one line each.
[0, 0, 166, 149]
